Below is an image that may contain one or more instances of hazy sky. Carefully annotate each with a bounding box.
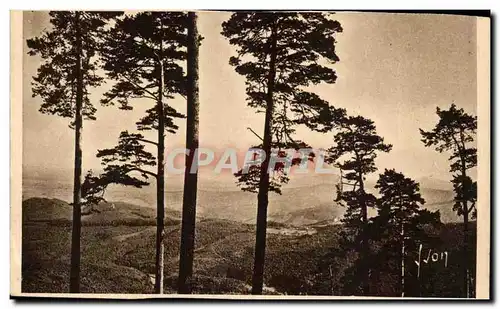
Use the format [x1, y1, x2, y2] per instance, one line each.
[22, 11, 478, 183]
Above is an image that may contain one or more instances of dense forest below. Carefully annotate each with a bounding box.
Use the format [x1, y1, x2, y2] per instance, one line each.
[22, 197, 476, 296]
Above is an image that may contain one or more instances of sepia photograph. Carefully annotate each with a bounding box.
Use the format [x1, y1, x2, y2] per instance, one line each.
[10, 10, 491, 299]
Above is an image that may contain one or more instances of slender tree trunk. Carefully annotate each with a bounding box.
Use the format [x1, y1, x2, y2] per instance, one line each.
[178, 12, 200, 294]
[358, 175, 369, 295]
[463, 202, 469, 298]
[252, 24, 277, 295]
[462, 172, 470, 298]
[458, 128, 471, 298]
[401, 222, 405, 297]
[154, 59, 166, 294]
[69, 11, 83, 294]
[329, 264, 334, 295]
[460, 158, 470, 298]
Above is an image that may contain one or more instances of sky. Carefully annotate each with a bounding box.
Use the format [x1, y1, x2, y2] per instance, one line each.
[22, 11, 478, 184]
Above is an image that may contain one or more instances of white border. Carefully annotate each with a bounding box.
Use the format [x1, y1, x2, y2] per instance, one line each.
[4, 3, 496, 308]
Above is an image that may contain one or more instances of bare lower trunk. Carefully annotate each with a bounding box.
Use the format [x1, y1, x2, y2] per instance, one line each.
[251, 24, 278, 295]
[460, 159, 470, 298]
[463, 200, 470, 298]
[358, 174, 369, 296]
[360, 204, 369, 294]
[458, 129, 472, 298]
[69, 11, 83, 293]
[178, 12, 200, 294]
[329, 264, 334, 295]
[401, 223, 405, 297]
[154, 60, 165, 294]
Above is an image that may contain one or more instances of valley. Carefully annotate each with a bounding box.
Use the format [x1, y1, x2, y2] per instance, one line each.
[21, 197, 476, 296]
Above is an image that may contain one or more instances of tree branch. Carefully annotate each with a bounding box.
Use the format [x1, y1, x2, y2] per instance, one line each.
[127, 136, 159, 147]
[119, 73, 158, 100]
[130, 94, 159, 101]
[128, 167, 157, 179]
[247, 127, 264, 142]
[468, 201, 476, 214]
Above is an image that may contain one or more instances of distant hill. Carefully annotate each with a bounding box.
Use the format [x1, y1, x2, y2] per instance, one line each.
[267, 184, 457, 225]
[419, 188, 457, 222]
[22, 170, 459, 225]
[22, 198, 181, 226]
[22, 197, 72, 222]
[269, 204, 342, 226]
[417, 176, 453, 191]
[81, 201, 181, 226]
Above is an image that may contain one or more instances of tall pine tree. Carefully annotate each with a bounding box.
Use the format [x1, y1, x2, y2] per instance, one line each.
[84, 12, 188, 294]
[420, 103, 477, 297]
[372, 169, 441, 297]
[27, 11, 121, 293]
[325, 113, 392, 295]
[221, 12, 343, 294]
[178, 12, 201, 294]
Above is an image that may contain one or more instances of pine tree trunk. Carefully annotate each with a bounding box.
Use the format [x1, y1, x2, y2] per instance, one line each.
[329, 264, 334, 295]
[463, 197, 469, 298]
[458, 128, 471, 298]
[461, 160, 470, 297]
[401, 222, 405, 297]
[178, 11, 200, 294]
[154, 59, 166, 294]
[358, 172, 369, 295]
[69, 11, 83, 294]
[251, 23, 278, 295]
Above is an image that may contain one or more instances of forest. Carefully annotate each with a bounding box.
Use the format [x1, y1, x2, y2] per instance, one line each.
[22, 11, 478, 298]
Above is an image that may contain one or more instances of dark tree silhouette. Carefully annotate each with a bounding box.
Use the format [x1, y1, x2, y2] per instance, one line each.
[325, 113, 392, 296]
[178, 12, 201, 294]
[372, 169, 441, 297]
[83, 12, 188, 294]
[26, 11, 121, 293]
[419, 103, 477, 297]
[221, 12, 343, 294]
